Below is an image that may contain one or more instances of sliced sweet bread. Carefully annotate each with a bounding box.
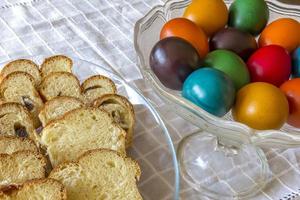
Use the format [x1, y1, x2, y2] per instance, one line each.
[0, 136, 38, 155]
[40, 107, 126, 167]
[0, 178, 67, 200]
[49, 149, 142, 200]
[93, 94, 135, 148]
[0, 103, 39, 143]
[0, 59, 41, 87]
[39, 96, 84, 126]
[0, 151, 46, 188]
[39, 72, 81, 101]
[40, 55, 72, 77]
[0, 72, 44, 128]
[81, 75, 117, 105]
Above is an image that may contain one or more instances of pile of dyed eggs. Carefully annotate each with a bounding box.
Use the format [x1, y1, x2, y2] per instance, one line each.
[149, 0, 300, 130]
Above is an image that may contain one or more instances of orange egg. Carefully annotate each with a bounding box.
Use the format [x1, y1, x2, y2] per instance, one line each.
[259, 18, 300, 52]
[280, 78, 300, 128]
[233, 82, 289, 130]
[183, 0, 228, 36]
[160, 18, 209, 58]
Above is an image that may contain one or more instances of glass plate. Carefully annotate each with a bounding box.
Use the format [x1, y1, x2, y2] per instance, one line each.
[0, 55, 180, 200]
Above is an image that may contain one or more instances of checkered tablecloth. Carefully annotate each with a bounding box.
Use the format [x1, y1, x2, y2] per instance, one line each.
[0, 0, 300, 199]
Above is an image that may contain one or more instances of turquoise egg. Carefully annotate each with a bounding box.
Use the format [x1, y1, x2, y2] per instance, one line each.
[292, 47, 300, 78]
[182, 68, 236, 117]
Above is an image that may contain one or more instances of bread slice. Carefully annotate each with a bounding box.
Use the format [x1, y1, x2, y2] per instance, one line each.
[0, 136, 38, 155]
[40, 107, 126, 167]
[0, 178, 67, 200]
[93, 94, 135, 148]
[81, 75, 117, 105]
[0, 151, 46, 188]
[39, 72, 81, 101]
[39, 96, 84, 126]
[40, 55, 72, 77]
[49, 149, 142, 200]
[0, 59, 41, 87]
[0, 103, 39, 143]
[0, 72, 44, 128]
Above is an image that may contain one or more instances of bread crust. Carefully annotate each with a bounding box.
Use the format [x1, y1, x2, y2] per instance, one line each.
[0, 102, 40, 144]
[1, 59, 41, 87]
[0, 72, 44, 128]
[0, 178, 67, 199]
[81, 75, 117, 105]
[49, 148, 142, 198]
[44, 107, 126, 139]
[41, 107, 127, 167]
[93, 94, 135, 148]
[0, 150, 47, 187]
[40, 96, 83, 111]
[40, 55, 73, 77]
[0, 102, 35, 124]
[81, 75, 117, 93]
[39, 72, 81, 101]
[39, 96, 84, 126]
[0, 135, 38, 154]
[0, 71, 36, 91]
[50, 148, 140, 179]
[0, 150, 47, 170]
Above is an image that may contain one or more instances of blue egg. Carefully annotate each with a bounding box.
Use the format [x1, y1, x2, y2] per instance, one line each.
[182, 68, 236, 117]
[292, 47, 300, 78]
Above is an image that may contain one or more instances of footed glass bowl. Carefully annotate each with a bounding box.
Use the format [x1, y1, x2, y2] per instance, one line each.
[134, 0, 300, 199]
[0, 55, 180, 200]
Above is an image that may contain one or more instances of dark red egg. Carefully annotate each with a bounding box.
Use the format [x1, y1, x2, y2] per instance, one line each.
[210, 27, 257, 60]
[150, 37, 202, 90]
[247, 45, 291, 87]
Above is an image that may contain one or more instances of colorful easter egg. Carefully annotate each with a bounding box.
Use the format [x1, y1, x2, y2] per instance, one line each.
[182, 68, 235, 117]
[150, 37, 202, 90]
[233, 82, 289, 130]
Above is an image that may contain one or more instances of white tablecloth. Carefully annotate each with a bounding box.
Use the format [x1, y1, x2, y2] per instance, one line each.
[0, 0, 300, 199]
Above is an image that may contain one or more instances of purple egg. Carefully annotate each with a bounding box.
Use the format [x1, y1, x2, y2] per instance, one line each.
[210, 27, 257, 60]
[150, 37, 202, 90]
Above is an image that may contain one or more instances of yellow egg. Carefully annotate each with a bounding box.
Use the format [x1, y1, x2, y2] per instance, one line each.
[183, 0, 228, 36]
[233, 82, 289, 130]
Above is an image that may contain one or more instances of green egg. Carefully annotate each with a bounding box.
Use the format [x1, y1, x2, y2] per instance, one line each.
[229, 0, 269, 35]
[203, 50, 250, 90]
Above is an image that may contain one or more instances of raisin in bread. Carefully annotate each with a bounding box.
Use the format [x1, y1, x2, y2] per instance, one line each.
[40, 107, 126, 167]
[39, 96, 84, 126]
[0, 136, 38, 155]
[0, 103, 39, 143]
[40, 55, 72, 77]
[0, 72, 44, 128]
[39, 72, 81, 101]
[81, 75, 117, 105]
[0, 59, 41, 87]
[49, 149, 142, 200]
[0, 151, 46, 188]
[93, 94, 135, 148]
[0, 178, 67, 200]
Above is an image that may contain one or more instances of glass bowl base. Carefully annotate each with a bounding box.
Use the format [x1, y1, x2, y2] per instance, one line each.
[177, 130, 272, 199]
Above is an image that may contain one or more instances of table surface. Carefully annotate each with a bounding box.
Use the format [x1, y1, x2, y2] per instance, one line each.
[0, 0, 299, 199]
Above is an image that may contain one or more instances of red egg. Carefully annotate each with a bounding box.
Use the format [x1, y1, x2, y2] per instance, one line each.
[247, 45, 291, 87]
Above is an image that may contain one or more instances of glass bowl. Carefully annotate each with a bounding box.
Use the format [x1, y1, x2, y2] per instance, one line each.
[134, 0, 300, 149]
[0, 55, 180, 200]
[134, 0, 300, 199]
